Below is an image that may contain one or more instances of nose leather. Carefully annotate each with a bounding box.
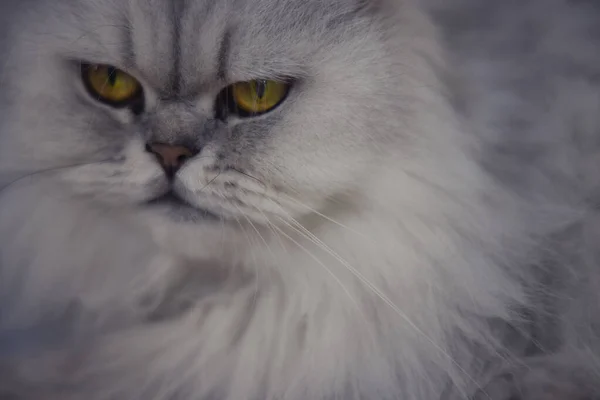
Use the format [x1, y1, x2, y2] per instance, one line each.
[146, 142, 195, 177]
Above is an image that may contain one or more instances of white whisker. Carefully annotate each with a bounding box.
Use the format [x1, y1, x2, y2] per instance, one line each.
[277, 192, 369, 239]
[266, 200, 487, 399]
[235, 206, 272, 258]
[228, 205, 261, 309]
[255, 207, 291, 283]
[268, 222, 365, 317]
[234, 203, 281, 287]
[256, 208, 288, 254]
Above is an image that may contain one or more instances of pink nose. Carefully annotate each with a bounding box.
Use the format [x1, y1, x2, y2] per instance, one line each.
[146, 143, 194, 176]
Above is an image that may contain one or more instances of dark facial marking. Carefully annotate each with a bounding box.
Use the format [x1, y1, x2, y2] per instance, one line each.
[123, 13, 136, 65]
[217, 28, 232, 81]
[170, 0, 185, 94]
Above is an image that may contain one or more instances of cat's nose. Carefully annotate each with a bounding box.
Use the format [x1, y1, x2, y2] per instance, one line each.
[145, 142, 196, 178]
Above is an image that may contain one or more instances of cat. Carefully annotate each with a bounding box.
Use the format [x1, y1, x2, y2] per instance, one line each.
[0, 0, 599, 399]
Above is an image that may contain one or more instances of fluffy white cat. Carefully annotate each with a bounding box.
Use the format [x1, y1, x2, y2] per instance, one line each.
[1, 0, 599, 399]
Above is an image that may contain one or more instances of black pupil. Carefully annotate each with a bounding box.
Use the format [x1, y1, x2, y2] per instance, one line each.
[255, 80, 266, 99]
[107, 67, 117, 86]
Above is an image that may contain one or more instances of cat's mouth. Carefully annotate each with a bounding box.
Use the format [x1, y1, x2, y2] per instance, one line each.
[146, 190, 220, 221]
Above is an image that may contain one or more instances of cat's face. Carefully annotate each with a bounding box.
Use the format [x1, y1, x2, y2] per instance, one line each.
[0, 0, 401, 245]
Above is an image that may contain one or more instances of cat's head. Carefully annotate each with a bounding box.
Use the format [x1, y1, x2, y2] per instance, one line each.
[0, 0, 436, 254]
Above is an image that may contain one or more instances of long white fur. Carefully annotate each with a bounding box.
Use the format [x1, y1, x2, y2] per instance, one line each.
[1, 0, 600, 399]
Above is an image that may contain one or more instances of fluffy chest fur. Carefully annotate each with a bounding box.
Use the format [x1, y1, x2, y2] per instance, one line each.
[1, 0, 600, 399]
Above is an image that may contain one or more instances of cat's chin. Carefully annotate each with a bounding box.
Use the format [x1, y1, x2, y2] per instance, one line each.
[137, 205, 252, 262]
[145, 190, 221, 223]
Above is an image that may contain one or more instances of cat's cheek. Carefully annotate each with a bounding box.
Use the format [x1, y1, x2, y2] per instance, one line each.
[59, 139, 169, 205]
[60, 169, 167, 205]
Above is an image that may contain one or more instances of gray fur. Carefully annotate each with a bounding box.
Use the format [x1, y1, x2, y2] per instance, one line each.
[1, 0, 600, 399]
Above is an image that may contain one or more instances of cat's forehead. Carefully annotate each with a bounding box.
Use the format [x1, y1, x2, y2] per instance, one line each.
[179, 0, 370, 86]
[38, 0, 373, 94]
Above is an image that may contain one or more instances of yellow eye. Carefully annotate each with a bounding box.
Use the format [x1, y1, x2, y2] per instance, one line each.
[230, 80, 289, 115]
[82, 64, 142, 105]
